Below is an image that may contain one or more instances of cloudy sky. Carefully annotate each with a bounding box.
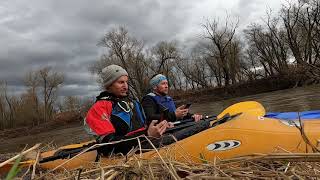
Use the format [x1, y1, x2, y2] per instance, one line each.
[0, 0, 287, 99]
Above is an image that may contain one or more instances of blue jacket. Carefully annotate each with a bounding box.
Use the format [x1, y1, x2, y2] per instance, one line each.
[146, 92, 176, 113]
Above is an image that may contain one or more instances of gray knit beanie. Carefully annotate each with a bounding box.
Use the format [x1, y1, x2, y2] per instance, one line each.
[101, 65, 128, 88]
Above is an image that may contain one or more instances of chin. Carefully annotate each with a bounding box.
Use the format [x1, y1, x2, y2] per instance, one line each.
[120, 93, 128, 97]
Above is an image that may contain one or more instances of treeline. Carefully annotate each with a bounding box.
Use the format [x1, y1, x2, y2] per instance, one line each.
[0, 67, 93, 130]
[91, 0, 320, 98]
[1, 0, 320, 130]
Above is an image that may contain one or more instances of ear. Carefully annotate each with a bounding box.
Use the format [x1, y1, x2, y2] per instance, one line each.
[104, 84, 110, 91]
[152, 85, 157, 91]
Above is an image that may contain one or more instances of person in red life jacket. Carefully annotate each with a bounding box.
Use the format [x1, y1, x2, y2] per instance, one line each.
[141, 74, 203, 125]
[84, 65, 170, 155]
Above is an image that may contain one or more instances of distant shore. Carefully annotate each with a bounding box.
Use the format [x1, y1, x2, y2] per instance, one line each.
[172, 76, 308, 105]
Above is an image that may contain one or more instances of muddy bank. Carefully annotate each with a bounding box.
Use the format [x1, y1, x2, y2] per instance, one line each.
[0, 125, 91, 155]
[0, 120, 81, 141]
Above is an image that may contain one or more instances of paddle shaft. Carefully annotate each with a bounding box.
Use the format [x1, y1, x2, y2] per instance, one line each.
[166, 115, 218, 133]
[172, 115, 217, 126]
[166, 112, 242, 134]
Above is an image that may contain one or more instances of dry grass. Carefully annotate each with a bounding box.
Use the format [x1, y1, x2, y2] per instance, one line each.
[24, 153, 320, 180]
[3, 141, 320, 180]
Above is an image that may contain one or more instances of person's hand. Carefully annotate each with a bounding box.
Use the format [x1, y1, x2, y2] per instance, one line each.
[192, 114, 203, 122]
[167, 122, 174, 128]
[147, 120, 168, 138]
[175, 105, 189, 119]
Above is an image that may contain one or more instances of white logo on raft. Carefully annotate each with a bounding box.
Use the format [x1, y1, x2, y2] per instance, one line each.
[207, 140, 241, 151]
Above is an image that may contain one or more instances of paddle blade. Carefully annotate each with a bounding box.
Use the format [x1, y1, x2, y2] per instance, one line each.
[217, 101, 265, 119]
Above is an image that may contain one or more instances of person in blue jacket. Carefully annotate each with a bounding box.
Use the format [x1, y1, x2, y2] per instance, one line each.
[141, 74, 202, 125]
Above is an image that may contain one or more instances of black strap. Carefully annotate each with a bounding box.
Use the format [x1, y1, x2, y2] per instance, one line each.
[165, 113, 242, 134]
[40, 142, 97, 163]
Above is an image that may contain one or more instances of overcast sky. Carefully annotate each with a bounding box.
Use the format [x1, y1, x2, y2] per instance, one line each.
[0, 0, 287, 100]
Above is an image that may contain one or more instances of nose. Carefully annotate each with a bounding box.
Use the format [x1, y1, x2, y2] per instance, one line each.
[124, 82, 128, 89]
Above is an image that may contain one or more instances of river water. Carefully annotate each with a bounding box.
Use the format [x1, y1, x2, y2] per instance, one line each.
[190, 85, 320, 116]
[1, 85, 320, 154]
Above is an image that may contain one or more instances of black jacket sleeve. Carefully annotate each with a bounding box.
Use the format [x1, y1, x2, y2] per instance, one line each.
[141, 96, 177, 125]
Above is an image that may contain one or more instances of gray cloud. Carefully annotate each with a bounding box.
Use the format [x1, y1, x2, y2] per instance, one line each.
[0, 0, 285, 99]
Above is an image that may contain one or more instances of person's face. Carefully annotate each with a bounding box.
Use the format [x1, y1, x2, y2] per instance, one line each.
[154, 79, 169, 95]
[107, 75, 128, 97]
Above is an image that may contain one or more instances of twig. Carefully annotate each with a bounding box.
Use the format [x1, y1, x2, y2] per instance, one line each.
[0, 143, 41, 168]
[137, 136, 142, 158]
[76, 168, 83, 180]
[284, 162, 290, 173]
[31, 150, 41, 179]
[106, 171, 119, 180]
[21, 164, 31, 179]
[296, 112, 320, 152]
[100, 167, 105, 180]
[148, 164, 155, 179]
[291, 169, 304, 180]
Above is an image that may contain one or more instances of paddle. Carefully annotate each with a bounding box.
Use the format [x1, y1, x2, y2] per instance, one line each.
[172, 115, 217, 126]
[0, 101, 265, 171]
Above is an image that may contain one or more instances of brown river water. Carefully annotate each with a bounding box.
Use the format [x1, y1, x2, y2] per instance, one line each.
[1, 85, 320, 154]
[191, 84, 320, 115]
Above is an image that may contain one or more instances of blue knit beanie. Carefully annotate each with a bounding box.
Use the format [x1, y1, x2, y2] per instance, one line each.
[149, 74, 167, 88]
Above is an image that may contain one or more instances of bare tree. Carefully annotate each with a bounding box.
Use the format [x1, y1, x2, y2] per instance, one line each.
[202, 17, 239, 86]
[0, 82, 9, 129]
[281, 0, 320, 65]
[242, 48, 264, 81]
[150, 41, 180, 75]
[176, 58, 195, 90]
[245, 24, 276, 77]
[92, 26, 151, 98]
[182, 45, 211, 88]
[0, 82, 15, 128]
[24, 71, 41, 124]
[149, 41, 182, 90]
[225, 38, 243, 84]
[62, 96, 81, 112]
[245, 15, 289, 77]
[38, 67, 64, 122]
[312, 0, 320, 64]
[18, 90, 40, 126]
